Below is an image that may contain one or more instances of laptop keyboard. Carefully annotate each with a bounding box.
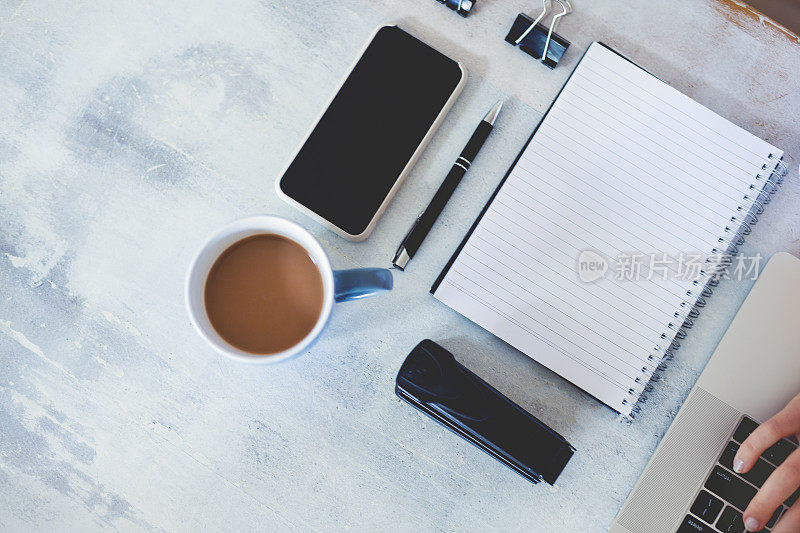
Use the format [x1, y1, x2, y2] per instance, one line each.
[677, 416, 799, 533]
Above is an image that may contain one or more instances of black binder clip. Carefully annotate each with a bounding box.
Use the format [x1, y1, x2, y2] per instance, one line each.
[434, 0, 474, 17]
[505, 0, 572, 69]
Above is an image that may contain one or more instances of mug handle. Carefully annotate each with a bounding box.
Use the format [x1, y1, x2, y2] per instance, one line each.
[333, 268, 393, 303]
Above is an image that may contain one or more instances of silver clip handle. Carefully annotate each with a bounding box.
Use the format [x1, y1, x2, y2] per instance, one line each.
[541, 0, 572, 62]
[514, 0, 550, 44]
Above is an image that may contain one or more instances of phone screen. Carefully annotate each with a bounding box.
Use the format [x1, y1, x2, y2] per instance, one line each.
[278, 26, 464, 237]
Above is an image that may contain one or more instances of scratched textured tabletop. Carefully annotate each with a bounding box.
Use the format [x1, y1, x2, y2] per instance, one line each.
[1, 1, 798, 531]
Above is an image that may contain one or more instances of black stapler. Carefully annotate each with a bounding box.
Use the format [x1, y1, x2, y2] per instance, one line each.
[395, 340, 575, 485]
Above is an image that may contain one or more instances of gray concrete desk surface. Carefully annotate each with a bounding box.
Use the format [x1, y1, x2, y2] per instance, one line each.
[0, 0, 798, 531]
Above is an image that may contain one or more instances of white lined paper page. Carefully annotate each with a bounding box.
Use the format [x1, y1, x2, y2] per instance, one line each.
[434, 43, 783, 416]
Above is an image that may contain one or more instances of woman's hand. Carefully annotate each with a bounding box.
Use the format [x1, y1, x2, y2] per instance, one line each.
[734, 392, 800, 532]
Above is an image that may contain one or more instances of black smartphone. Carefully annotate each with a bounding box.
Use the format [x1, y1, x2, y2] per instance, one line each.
[276, 25, 466, 241]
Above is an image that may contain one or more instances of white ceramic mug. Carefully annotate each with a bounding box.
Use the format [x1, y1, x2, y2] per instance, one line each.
[185, 215, 393, 363]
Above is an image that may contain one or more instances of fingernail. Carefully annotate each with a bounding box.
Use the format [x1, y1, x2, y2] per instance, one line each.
[745, 517, 761, 531]
[733, 459, 745, 473]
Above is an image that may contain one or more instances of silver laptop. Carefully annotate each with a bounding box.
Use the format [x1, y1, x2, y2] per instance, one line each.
[611, 252, 800, 533]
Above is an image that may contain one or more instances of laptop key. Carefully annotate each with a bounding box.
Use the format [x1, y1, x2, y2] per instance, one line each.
[733, 417, 759, 444]
[719, 441, 775, 487]
[716, 505, 746, 533]
[766, 505, 784, 528]
[731, 417, 798, 466]
[744, 459, 776, 489]
[690, 490, 723, 524]
[762, 438, 796, 466]
[676, 515, 714, 533]
[705, 466, 757, 512]
[720, 441, 739, 470]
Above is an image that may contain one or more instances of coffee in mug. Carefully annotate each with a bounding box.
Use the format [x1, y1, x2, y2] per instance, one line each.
[204, 234, 324, 354]
[186, 215, 392, 363]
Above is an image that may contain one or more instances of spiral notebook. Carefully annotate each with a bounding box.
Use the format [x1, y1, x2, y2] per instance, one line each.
[431, 42, 788, 418]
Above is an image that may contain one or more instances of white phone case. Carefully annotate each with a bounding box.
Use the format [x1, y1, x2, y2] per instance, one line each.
[275, 24, 467, 241]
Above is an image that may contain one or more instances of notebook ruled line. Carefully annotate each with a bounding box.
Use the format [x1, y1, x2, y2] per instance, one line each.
[471, 225, 672, 327]
[556, 85, 760, 194]
[483, 206, 687, 311]
[514, 147, 721, 245]
[548, 107, 754, 214]
[533, 127, 741, 223]
[505, 173, 708, 255]
[490, 195, 693, 301]
[446, 279, 632, 397]
[528, 130, 740, 227]
[459, 251, 657, 369]
[565, 70, 767, 174]
[499, 179, 690, 282]
[461, 245, 661, 360]
[447, 272, 645, 384]
[577, 63, 772, 161]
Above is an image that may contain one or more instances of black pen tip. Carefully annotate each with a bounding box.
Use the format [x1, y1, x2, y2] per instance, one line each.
[484, 100, 504, 126]
[392, 248, 410, 270]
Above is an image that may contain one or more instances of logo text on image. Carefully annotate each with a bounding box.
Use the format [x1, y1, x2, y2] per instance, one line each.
[578, 249, 608, 283]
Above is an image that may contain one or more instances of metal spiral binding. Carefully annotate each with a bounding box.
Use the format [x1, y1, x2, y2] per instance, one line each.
[622, 154, 789, 419]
